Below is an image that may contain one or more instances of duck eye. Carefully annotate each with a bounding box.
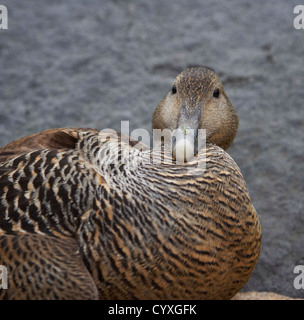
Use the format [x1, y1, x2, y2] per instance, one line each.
[172, 85, 177, 94]
[213, 88, 220, 98]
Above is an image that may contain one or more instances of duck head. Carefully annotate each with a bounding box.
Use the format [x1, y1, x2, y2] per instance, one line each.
[152, 66, 238, 161]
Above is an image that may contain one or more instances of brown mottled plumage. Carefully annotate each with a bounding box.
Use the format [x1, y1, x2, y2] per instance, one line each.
[0, 67, 261, 300]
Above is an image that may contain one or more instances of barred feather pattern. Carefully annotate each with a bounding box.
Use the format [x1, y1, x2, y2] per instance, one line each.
[0, 129, 261, 299]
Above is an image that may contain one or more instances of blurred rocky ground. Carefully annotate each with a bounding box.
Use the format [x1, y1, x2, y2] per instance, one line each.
[232, 291, 303, 300]
[0, 0, 303, 298]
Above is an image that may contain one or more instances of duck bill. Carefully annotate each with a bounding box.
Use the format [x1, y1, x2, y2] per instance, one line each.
[172, 104, 202, 163]
[172, 126, 197, 163]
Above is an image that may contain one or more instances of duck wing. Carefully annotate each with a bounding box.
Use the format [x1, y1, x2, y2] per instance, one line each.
[0, 128, 105, 299]
[0, 128, 99, 163]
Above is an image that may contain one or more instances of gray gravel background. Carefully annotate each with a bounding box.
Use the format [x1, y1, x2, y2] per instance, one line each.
[0, 0, 303, 298]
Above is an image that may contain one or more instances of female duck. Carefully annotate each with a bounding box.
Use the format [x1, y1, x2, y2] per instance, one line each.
[0, 67, 261, 300]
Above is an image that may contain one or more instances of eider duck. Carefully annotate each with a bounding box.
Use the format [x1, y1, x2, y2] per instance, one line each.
[0, 67, 261, 300]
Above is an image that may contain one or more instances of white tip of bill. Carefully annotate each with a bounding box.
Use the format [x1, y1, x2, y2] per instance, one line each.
[173, 138, 195, 163]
